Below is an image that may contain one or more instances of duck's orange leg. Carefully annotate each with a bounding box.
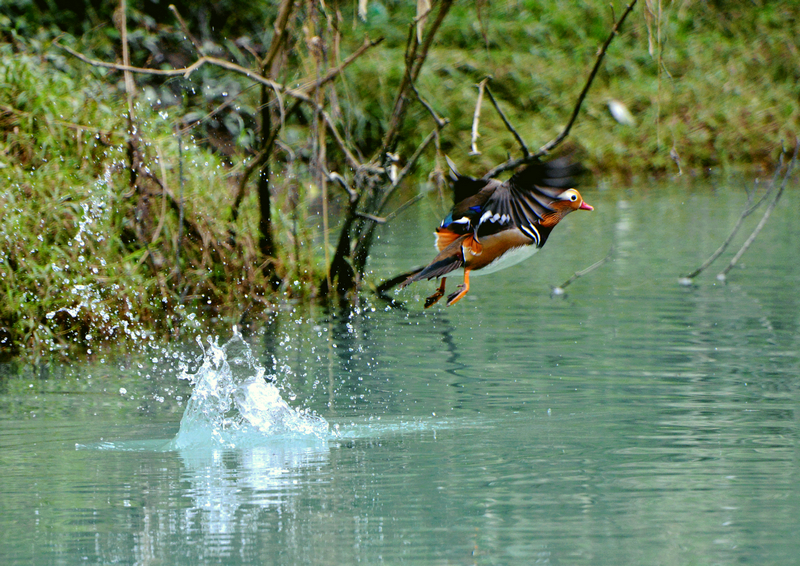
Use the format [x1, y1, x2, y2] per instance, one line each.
[446, 269, 470, 306]
[424, 278, 447, 308]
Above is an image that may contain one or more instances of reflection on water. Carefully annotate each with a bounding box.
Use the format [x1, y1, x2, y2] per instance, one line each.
[1, 186, 799, 565]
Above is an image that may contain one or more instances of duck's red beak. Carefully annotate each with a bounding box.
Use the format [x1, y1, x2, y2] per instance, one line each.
[579, 201, 594, 211]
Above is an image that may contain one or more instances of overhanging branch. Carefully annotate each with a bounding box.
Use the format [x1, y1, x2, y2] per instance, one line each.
[481, 0, 638, 180]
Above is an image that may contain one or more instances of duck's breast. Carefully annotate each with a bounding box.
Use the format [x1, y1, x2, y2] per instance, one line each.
[465, 229, 538, 276]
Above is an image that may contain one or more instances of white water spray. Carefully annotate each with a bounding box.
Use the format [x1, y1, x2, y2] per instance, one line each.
[173, 328, 329, 449]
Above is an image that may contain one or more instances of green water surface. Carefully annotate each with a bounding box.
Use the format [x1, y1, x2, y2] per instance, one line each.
[1, 182, 799, 565]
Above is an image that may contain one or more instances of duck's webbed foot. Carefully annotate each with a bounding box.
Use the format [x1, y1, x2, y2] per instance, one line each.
[424, 278, 447, 308]
[445, 270, 471, 306]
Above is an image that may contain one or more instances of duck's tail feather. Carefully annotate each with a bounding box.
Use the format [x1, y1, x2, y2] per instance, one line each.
[376, 267, 426, 294]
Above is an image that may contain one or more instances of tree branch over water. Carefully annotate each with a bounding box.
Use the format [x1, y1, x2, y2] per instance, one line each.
[56, 39, 382, 172]
[481, 0, 638, 180]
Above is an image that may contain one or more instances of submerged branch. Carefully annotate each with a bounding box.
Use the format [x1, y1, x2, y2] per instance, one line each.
[680, 154, 785, 281]
[717, 142, 798, 281]
[680, 144, 796, 283]
[551, 246, 614, 295]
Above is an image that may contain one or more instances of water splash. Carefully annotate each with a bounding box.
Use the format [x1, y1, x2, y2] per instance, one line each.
[171, 328, 329, 450]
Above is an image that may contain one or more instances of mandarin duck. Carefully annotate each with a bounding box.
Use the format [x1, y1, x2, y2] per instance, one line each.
[400, 156, 592, 307]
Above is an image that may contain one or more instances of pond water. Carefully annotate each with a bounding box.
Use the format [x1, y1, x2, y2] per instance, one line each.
[1, 181, 799, 565]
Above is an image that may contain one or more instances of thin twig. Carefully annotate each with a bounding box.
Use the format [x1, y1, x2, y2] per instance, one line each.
[717, 142, 798, 281]
[355, 212, 386, 224]
[117, 0, 135, 114]
[680, 154, 784, 281]
[485, 83, 529, 157]
[470, 78, 488, 155]
[177, 83, 258, 137]
[0, 103, 115, 138]
[310, 36, 384, 90]
[57, 43, 362, 169]
[168, 4, 203, 54]
[175, 127, 185, 288]
[482, 0, 638, 180]
[551, 245, 614, 295]
[152, 143, 170, 247]
[384, 193, 425, 223]
[378, 128, 440, 213]
[262, 0, 295, 73]
[378, 0, 454, 159]
[406, 71, 448, 128]
[325, 169, 359, 202]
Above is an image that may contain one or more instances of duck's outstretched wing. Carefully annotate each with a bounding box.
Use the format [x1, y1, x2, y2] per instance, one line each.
[475, 158, 583, 245]
[508, 156, 584, 189]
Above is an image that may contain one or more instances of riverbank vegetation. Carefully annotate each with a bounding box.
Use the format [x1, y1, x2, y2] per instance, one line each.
[1, 0, 798, 361]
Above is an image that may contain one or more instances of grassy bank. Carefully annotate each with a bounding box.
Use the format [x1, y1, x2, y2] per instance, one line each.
[1, 0, 798, 361]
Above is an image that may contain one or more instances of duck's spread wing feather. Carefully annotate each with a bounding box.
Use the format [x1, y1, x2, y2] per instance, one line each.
[476, 185, 556, 245]
[508, 157, 584, 189]
[438, 159, 581, 246]
[475, 159, 582, 244]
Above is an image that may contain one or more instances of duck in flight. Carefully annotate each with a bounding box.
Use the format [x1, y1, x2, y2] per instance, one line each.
[400, 156, 593, 307]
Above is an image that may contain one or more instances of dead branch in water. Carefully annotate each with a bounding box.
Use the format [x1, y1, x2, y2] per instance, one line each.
[551, 246, 614, 296]
[716, 142, 798, 281]
[680, 152, 785, 282]
[680, 142, 797, 284]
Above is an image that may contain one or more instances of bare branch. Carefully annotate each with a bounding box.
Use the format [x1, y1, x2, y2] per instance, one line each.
[310, 36, 384, 90]
[355, 212, 386, 224]
[379, 127, 440, 213]
[482, 0, 638, 180]
[552, 246, 614, 295]
[485, 83, 530, 157]
[379, 0, 454, 159]
[406, 71, 448, 128]
[717, 142, 798, 281]
[168, 4, 203, 55]
[262, 0, 294, 73]
[116, 0, 135, 111]
[57, 43, 362, 169]
[384, 193, 425, 223]
[416, 1, 432, 43]
[470, 78, 489, 156]
[680, 154, 784, 281]
[326, 169, 359, 202]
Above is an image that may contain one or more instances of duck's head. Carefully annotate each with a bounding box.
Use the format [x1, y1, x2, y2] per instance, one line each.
[539, 188, 593, 227]
[557, 188, 594, 212]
